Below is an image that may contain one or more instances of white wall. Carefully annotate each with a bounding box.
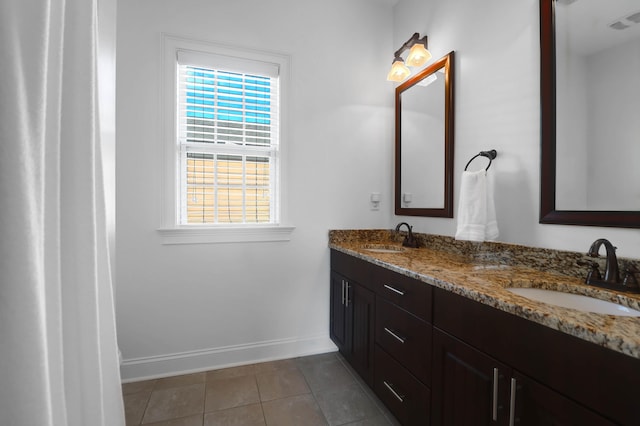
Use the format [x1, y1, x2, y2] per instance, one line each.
[555, 6, 588, 211]
[116, 0, 395, 380]
[555, 29, 640, 212]
[586, 39, 640, 210]
[393, 0, 640, 257]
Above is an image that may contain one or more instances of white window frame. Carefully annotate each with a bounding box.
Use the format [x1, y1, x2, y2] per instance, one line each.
[158, 35, 294, 244]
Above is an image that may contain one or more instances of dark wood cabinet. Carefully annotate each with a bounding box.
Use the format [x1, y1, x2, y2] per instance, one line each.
[371, 264, 433, 425]
[375, 297, 431, 384]
[330, 270, 349, 353]
[432, 329, 510, 426]
[348, 281, 375, 384]
[374, 344, 431, 426]
[433, 329, 615, 426]
[433, 287, 637, 425]
[370, 263, 432, 321]
[512, 371, 615, 426]
[330, 252, 375, 385]
[330, 250, 638, 425]
[330, 250, 431, 421]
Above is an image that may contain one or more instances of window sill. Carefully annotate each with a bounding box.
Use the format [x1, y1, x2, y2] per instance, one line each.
[157, 225, 296, 245]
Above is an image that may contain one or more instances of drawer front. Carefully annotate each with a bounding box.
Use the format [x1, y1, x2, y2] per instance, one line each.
[331, 250, 372, 290]
[372, 265, 432, 321]
[376, 297, 431, 384]
[374, 345, 431, 426]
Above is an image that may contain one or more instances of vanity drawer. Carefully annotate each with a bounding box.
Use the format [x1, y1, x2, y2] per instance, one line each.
[371, 265, 432, 321]
[376, 297, 431, 384]
[374, 345, 431, 425]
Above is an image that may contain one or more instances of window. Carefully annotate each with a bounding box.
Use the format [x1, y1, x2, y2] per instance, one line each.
[160, 36, 293, 244]
[178, 55, 278, 225]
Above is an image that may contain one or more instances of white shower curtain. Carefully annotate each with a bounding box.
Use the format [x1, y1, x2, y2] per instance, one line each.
[0, 0, 125, 425]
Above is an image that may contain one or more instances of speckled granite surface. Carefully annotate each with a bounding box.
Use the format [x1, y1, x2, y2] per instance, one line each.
[329, 229, 640, 359]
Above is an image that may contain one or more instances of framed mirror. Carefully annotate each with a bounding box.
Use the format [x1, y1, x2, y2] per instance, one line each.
[540, 0, 640, 227]
[395, 51, 455, 217]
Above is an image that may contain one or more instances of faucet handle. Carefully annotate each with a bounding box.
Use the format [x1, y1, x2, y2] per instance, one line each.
[578, 259, 601, 283]
[622, 264, 640, 292]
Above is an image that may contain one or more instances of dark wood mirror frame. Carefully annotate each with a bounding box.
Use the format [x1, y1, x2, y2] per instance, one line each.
[395, 51, 455, 217]
[539, 0, 640, 228]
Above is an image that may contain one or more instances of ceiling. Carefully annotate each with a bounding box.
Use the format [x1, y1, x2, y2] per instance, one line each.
[558, 0, 640, 56]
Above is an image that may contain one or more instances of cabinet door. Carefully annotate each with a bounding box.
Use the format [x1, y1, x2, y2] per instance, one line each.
[330, 270, 349, 354]
[348, 281, 375, 386]
[330, 270, 375, 386]
[512, 372, 616, 426]
[432, 329, 510, 426]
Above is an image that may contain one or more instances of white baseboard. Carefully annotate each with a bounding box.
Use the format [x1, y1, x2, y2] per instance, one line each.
[120, 334, 337, 382]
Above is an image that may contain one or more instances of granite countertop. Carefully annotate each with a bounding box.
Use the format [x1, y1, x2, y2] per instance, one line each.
[329, 230, 640, 360]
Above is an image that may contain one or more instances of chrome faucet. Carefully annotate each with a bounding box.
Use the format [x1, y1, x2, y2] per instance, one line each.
[581, 239, 639, 293]
[395, 222, 419, 248]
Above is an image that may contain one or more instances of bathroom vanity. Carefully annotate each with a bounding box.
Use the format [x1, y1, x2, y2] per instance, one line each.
[329, 230, 640, 425]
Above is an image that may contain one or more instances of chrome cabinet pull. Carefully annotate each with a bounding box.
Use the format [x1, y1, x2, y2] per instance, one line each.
[341, 280, 345, 306]
[384, 327, 406, 344]
[383, 284, 405, 296]
[345, 283, 350, 308]
[492, 368, 499, 421]
[509, 378, 517, 426]
[383, 381, 405, 403]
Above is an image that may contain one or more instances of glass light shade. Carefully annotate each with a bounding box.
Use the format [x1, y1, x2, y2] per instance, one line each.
[405, 43, 432, 67]
[386, 59, 411, 82]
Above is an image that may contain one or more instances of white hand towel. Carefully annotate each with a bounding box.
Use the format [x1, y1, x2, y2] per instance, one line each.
[455, 170, 499, 242]
[484, 172, 499, 241]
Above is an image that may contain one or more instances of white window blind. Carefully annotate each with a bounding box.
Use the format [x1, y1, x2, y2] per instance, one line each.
[177, 51, 280, 225]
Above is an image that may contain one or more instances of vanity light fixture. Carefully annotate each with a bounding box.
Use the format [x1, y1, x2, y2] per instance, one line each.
[387, 56, 411, 82]
[406, 41, 431, 67]
[386, 33, 432, 82]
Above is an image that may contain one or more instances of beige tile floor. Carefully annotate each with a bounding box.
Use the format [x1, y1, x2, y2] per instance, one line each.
[122, 352, 401, 426]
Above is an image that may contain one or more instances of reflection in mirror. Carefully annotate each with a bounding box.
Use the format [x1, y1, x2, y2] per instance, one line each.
[556, 0, 640, 211]
[401, 72, 445, 209]
[540, 0, 640, 227]
[395, 51, 454, 217]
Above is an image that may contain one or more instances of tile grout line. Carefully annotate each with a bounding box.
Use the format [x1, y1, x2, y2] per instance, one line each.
[296, 362, 332, 426]
[313, 353, 389, 426]
[137, 387, 155, 426]
[201, 379, 207, 425]
[253, 373, 269, 426]
[334, 354, 397, 426]
[132, 379, 159, 426]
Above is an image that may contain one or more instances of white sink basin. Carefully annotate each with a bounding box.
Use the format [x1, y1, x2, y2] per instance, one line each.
[361, 244, 406, 254]
[506, 287, 640, 317]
